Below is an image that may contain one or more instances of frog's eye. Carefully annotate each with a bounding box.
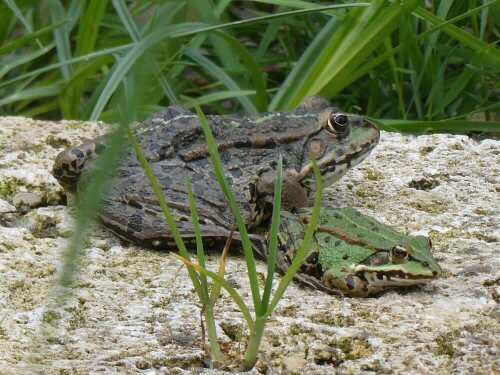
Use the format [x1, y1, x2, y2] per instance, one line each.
[390, 245, 410, 263]
[327, 112, 349, 134]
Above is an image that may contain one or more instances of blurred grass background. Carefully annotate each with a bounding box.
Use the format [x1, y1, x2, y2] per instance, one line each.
[0, 0, 498, 134]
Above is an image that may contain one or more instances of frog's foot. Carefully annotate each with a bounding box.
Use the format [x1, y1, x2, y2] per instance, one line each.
[293, 272, 344, 296]
[249, 235, 269, 261]
[256, 170, 308, 212]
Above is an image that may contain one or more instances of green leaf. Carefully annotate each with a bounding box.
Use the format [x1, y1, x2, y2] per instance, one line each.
[261, 157, 282, 311]
[0, 21, 66, 56]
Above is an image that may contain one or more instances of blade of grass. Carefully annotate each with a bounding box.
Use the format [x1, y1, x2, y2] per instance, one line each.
[172, 253, 254, 327]
[46, 0, 73, 81]
[270, 0, 421, 109]
[266, 155, 322, 314]
[414, 5, 500, 63]
[194, 104, 263, 315]
[242, 155, 322, 370]
[185, 176, 209, 296]
[190, 0, 240, 71]
[182, 90, 257, 108]
[211, 30, 268, 111]
[0, 83, 65, 107]
[185, 47, 257, 113]
[0, 21, 66, 56]
[112, 0, 179, 104]
[260, 157, 282, 311]
[432, 42, 498, 117]
[0, 44, 132, 88]
[3, 0, 42, 48]
[0, 44, 55, 81]
[185, 175, 222, 361]
[61, 0, 109, 118]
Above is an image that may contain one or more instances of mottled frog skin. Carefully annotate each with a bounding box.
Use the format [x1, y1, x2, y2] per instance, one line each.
[52, 96, 379, 249]
[274, 207, 442, 297]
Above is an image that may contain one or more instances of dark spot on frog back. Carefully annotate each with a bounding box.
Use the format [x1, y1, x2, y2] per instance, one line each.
[270, 124, 288, 133]
[159, 175, 174, 187]
[229, 166, 243, 178]
[128, 213, 144, 233]
[335, 148, 344, 157]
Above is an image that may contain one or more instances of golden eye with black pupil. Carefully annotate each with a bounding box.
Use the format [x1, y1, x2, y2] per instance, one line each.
[327, 112, 349, 133]
[390, 245, 410, 263]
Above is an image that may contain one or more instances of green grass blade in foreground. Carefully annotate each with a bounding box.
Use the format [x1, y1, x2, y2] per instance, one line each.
[267, 156, 322, 314]
[172, 253, 254, 327]
[185, 176, 209, 297]
[241, 156, 322, 370]
[261, 156, 282, 311]
[59, 124, 127, 287]
[185, 175, 222, 362]
[194, 105, 263, 315]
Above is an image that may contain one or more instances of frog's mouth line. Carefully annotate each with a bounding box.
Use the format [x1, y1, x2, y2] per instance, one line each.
[361, 270, 440, 287]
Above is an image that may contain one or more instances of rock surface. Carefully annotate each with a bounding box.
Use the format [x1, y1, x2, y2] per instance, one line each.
[0, 116, 498, 374]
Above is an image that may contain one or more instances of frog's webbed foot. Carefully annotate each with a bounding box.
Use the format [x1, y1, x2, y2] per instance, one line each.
[256, 170, 308, 212]
[247, 234, 268, 261]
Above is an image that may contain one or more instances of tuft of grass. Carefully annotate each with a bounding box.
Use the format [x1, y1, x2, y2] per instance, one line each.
[0, 1, 497, 133]
[168, 106, 324, 370]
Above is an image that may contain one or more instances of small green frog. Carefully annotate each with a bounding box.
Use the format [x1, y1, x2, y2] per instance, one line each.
[274, 208, 442, 297]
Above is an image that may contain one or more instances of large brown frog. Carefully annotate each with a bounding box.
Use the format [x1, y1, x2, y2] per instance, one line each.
[52, 96, 379, 249]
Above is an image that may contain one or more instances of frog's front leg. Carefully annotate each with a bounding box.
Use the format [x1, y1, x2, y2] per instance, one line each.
[256, 170, 308, 212]
[275, 250, 343, 296]
[322, 267, 390, 297]
[52, 136, 109, 191]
